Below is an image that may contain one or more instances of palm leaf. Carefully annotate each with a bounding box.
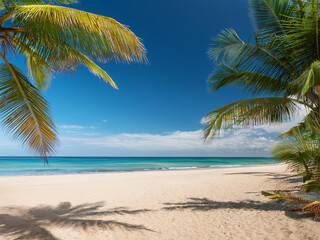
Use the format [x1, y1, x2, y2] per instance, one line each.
[208, 29, 244, 62]
[25, 52, 54, 89]
[281, 1, 320, 69]
[12, 5, 147, 64]
[208, 64, 292, 96]
[12, 35, 117, 89]
[271, 129, 314, 173]
[208, 29, 294, 83]
[261, 191, 313, 204]
[249, 0, 293, 38]
[203, 97, 302, 139]
[0, 0, 76, 11]
[8, 4, 147, 89]
[293, 61, 320, 97]
[0, 60, 57, 157]
[302, 201, 320, 216]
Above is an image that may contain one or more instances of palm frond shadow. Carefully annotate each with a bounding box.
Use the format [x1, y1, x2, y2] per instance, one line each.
[163, 197, 284, 211]
[0, 202, 153, 240]
[163, 197, 319, 221]
[225, 171, 302, 184]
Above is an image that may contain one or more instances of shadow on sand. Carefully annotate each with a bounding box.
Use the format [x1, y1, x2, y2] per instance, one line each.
[0, 202, 152, 240]
[225, 171, 302, 185]
[163, 197, 320, 221]
[162, 197, 285, 211]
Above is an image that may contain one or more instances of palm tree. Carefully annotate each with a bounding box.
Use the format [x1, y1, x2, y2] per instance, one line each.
[202, 0, 320, 139]
[0, 0, 146, 157]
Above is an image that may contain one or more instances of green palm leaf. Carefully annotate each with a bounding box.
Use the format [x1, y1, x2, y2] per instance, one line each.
[272, 116, 320, 184]
[271, 129, 312, 173]
[208, 29, 244, 62]
[0, 60, 57, 157]
[281, 1, 320, 68]
[249, 0, 293, 37]
[0, 0, 76, 11]
[203, 97, 302, 139]
[293, 60, 320, 97]
[209, 64, 291, 96]
[208, 29, 294, 85]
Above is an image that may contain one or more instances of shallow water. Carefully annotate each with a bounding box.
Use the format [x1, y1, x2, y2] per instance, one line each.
[0, 157, 276, 176]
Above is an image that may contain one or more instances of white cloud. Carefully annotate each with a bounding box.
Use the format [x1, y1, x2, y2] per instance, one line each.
[57, 107, 309, 157]
[59, 125, 85, 129]
[102, 120, 108, 123]
[59, 128, 276, 157]
[0, 106, 309, 157]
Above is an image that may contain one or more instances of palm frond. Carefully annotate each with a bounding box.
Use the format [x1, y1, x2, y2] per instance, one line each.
[281, 1, 320, 69]
[208, 64, 292, 96]
[207, 29, 294, 85]
[305, 114, 320, 136]
[271, 129, 314, 174]
[0, 0, 76, 11]
[208, 29, 244, 62]
[272, 114, 320, 183]
[70, 50, 117, 89]
[262, 191, 320, 217]
[25, 53, 54, 90]
[249, 0, 293, 38]
[261, 191, 313, 204]
[12, 5, 147, 64]
[0, 60, 57, 156]
[7, 4, 147, 89]
[12, 35, 117, 89]
[302, 200, 320, 216]
[293, 60, 320, 97]
[202, 97, 301, 139]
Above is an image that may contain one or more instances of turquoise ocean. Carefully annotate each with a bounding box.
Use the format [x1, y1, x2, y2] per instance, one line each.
[0, 157, 276, 176]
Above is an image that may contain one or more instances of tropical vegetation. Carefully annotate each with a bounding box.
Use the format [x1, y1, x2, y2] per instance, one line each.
[203, 0, 320, 138]
[0, 0, 146, 157]
[271, 116, 320, 191]
[203, 0, 320, 191]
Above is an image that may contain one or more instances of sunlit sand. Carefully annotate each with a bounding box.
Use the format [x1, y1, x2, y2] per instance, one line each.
[0, 164, 318, 239]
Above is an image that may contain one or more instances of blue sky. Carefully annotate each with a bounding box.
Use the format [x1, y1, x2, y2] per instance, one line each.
[0, 0, 305, 156]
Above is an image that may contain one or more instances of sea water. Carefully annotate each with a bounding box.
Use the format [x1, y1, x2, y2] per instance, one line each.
[0, 157, 276, 176]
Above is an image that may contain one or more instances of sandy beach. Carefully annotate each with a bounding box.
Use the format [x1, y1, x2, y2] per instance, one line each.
[0, 164, 319, 240]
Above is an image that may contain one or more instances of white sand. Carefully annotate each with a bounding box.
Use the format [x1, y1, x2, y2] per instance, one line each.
[0, 164, 319, 240]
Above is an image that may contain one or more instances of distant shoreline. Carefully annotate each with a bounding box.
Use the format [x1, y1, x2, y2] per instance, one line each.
[0, 156, 273, 158]
[0, 162, 281, 177]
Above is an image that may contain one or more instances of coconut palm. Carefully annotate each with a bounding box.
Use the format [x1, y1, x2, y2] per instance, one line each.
[0, 0, 146, 157]
[202, 0, 320, 139]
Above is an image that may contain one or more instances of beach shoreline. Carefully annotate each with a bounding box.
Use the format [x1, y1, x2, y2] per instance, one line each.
[0, 156, 278, 177]
[1, 161, 281, 177]
[0, 161, 281, 176]
[0, 163, 318, 239]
